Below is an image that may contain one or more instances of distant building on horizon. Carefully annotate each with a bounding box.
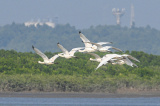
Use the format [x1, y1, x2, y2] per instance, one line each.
[24, 19, 55, 28]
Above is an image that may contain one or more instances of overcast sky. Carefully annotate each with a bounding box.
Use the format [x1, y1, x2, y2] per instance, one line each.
[0, 0, 160, 30]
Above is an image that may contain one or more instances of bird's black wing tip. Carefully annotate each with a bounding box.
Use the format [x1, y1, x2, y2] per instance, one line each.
[79, 31, 81, 34]
[32, 45, 34, 49]
[57, 42, 59, 44]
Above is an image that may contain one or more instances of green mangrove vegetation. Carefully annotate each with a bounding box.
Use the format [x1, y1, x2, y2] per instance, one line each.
[0, 49, 160, 93]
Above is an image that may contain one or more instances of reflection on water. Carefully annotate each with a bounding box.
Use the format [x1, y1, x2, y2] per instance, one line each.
[0, 97, 160, 106]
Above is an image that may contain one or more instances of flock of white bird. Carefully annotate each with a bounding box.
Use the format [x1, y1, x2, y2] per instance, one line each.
[32, 31, 140, 70]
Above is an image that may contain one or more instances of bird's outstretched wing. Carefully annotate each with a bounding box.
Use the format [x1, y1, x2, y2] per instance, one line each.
[79, 31, 92, 48]
[83, 42, 93, 48]
[96, 42, 113, 45]
[32, 45, 48, 60]
[123, 57, 134, 66]
[122, 54, 140, 62]
[70, 47, 84, 56]
[79, 31, 90, 42]
[96, 55, 116, 70]
[128, 55, 140, 63]
[88, 42, 103, 49]
[49, 55, 59, 62]
[57, 43, 69, 54]
[123, 57, 138, 67]
[133, 62, 138, 67]
[111, 47, 123, 52]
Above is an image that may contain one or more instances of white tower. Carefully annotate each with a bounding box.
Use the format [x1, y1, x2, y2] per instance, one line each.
[130, 4, 135, 28]
[112, 8, 125, 25]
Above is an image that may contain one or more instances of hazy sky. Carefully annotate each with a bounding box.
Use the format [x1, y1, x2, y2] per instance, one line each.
[0, 0, 160, 29]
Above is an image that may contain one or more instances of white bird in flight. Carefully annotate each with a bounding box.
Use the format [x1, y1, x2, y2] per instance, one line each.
[88, 42, 123, 53]
[86, 52, 102, 62]
[95, 54, 140, 70]
[78, 31, 112, 52]
[86, 52, 137, 67]
[95, 54, 121, 70]
[86, 52, 119, 64]
[32, 45, 59, 65]
[109, 56, 138, 67]
[78, 31, 96, 52]
[112, 57, 138, 67]
[120, 54, 140, 63]
[57, 42, 84, 59]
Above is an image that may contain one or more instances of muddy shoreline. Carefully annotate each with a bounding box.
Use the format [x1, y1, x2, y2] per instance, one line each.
[0, 90, 160, 98]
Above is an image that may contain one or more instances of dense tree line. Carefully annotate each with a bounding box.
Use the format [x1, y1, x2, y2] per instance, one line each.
[0, 50, 160, 92]
[0, 23, 160, 92]
[0, 23, 160, 54]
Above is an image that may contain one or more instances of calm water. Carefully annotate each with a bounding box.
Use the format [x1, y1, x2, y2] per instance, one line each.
[0, 97, 160, 106]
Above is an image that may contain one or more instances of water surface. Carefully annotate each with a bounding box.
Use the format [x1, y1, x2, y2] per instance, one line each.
[0, 97, 160, 106]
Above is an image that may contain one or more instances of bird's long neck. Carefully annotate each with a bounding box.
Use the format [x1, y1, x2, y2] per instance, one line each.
[90, 58, 101, 62]
[58, 53, 65, 57]
[78, 50, 84, 52]
[38, 61, 45, 64]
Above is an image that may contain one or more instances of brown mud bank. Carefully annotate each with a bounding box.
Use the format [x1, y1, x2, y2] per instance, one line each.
[0, 89, 160, 98]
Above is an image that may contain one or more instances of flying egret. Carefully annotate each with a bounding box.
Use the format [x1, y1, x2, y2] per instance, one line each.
[95, 54, 140, 70]
[86, 53, 120, 64]
[57, 42, 84, 59]
[95, 54, 122, 70]
[86, 52, 102, 62]
[32, 45, 59, 65]
[78, 31, 96, 52]
[88, 42, 123, 53]
[121, 54, 140, 62]
[111, 57, 138, 67]
[78, 31, 112, 52]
